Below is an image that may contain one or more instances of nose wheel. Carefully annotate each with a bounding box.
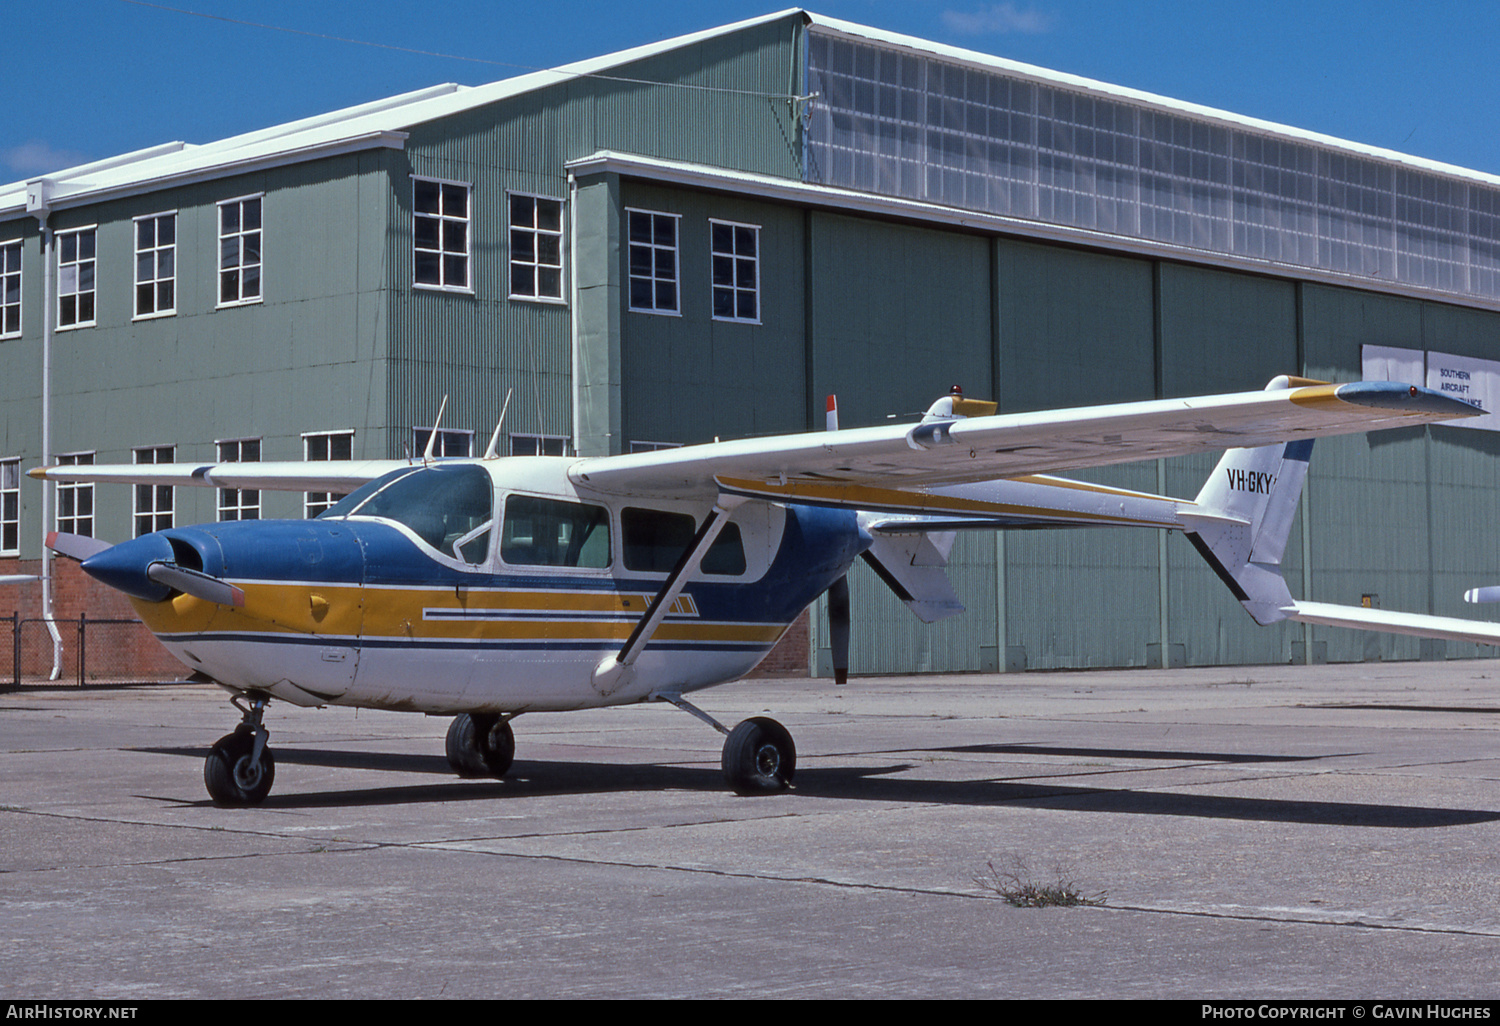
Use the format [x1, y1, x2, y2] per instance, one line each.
[204, 694, 275, 805]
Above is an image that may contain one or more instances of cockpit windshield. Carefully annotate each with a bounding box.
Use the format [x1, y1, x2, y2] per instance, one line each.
[319, 464, 494, 563]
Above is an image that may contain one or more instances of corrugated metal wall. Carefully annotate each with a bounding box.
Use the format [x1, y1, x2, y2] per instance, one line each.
[393, 12, 809, 458]
[7, 151, 397, 535]
[797, 234, 1500, 674]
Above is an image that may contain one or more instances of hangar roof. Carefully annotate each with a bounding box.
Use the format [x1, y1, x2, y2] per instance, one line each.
[0, 8, 802, 221]
[5, 8, 1497, 223]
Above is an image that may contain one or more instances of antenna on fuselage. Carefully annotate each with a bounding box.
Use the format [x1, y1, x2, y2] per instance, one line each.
[422, 395, 449, 466]
[482, 388, 514, 461]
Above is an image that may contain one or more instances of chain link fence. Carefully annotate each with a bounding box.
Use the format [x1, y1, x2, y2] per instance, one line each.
[5, 613, 184, 688]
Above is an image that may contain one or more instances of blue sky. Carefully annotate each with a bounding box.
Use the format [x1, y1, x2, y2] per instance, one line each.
[7, 0, 1500, 181]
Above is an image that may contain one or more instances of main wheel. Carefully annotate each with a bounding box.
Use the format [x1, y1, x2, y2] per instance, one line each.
[722, 716, 796, 795]
[204, 730, 276, 805]
[446, 714, 515, 778]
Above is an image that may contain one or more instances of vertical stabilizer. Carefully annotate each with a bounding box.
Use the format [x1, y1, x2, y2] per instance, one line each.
[1178, 440, 1312, 625]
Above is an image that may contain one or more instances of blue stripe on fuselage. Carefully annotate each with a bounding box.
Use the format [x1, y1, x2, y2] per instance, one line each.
[180, 504, 869, 627]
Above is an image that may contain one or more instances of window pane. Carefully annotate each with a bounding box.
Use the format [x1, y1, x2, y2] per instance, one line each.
[502, 495, 610, 568]
[415, 179, 440, 214]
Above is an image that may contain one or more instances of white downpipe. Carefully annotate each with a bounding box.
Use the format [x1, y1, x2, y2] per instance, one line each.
[28, 182, 62, 679]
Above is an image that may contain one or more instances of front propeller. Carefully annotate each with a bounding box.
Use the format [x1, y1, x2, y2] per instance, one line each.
[47, 530, 244, 607]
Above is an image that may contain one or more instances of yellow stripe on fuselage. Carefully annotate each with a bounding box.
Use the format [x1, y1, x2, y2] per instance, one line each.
[132, 582, 779, 644]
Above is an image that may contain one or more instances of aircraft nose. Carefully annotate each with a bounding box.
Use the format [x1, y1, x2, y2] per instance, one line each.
[79, 533, 177, 602]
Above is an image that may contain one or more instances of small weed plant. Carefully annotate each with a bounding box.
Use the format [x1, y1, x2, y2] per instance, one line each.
[973, 856, 1106, 908]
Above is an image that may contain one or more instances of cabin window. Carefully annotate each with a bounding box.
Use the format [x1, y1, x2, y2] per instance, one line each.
[501, 495, 610, 569]
[334, 464, 493, 563]
[622, 507, 746, 576]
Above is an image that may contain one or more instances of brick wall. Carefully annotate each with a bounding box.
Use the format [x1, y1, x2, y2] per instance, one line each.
[1, 558, 185, 682]
[748, 608, 811, 678]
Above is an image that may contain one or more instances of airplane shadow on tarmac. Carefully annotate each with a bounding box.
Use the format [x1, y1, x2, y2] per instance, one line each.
[138, 742, 1500, 827]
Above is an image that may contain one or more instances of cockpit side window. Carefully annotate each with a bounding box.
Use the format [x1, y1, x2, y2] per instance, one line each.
[622, 507, 746, 575]
[501, 495, 611, 568]
[325, 465, 494, 564]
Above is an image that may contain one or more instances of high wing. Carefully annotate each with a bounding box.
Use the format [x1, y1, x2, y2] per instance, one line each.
[27, 379, 1479, 502]
[29, 459, 413, 493]
[571, 379, 1478, 505]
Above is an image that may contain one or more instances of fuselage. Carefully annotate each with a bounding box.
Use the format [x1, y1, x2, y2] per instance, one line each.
[99, 459, 863, 713]
[83, 457, 1193, 714]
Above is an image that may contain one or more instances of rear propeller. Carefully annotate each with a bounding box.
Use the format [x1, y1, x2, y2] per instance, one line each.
[827, 574, 850, 686]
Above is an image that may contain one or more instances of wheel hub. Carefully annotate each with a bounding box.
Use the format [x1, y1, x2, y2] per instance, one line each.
[755, 743, 782, 776]
[233, 755, 264, 791]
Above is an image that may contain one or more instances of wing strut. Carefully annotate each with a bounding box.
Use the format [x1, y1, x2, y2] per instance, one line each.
[591, 494, 747, 697]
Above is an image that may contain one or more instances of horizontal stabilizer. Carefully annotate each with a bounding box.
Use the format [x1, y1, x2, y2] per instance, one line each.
[1287, 600, 1500, 647]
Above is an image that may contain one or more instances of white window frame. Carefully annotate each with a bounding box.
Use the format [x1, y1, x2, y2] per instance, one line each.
[710, 219, 761, 324]
[510, 433, 570, 457]
[412, 427, 473, 458]
[508, 192, 565, 302]
[133, 445, 175, 537]
[1, 240, 21, 339]
[413, 176, 472, 293]
[216, 437, 261, 522]
[218, 194, 263, 307]
[626, 208, 681, 315]
[55, 452, 95, 538]
[303, 429, 354, 518]
[57, 226, 97, 330]
[1, 457, 19, 556]
[134, 211, 177, 320]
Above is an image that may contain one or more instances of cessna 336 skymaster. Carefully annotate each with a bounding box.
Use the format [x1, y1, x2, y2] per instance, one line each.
[30, 376, 1492, 804]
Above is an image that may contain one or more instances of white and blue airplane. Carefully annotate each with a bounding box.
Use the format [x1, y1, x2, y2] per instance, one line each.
[30, 375, 1496, 804]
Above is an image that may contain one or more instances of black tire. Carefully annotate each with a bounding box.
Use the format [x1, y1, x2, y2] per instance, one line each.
[445, 714, 514, 778]
[204, 730, 275, 805]
[722, 716, 796, 795]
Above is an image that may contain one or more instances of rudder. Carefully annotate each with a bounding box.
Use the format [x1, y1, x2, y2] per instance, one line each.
[1179, 440, 1313, 625]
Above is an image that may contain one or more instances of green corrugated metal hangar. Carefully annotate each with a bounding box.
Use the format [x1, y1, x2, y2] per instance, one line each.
[4, 8, 1500, 675]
